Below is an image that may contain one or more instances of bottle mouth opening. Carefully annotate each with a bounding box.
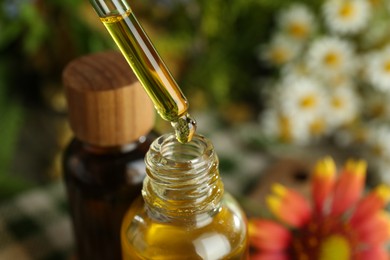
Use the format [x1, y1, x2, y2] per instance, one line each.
[149, 133, 214, 169]
[143, 133, 223, 218]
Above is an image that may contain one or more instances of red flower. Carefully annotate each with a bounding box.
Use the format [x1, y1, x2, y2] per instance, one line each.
[249, 157, 390, 259]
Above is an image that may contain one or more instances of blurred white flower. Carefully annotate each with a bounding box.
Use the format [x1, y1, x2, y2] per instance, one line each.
[374, 159, 390, 185]
[326, 85, 360, 129]
[260, 34, 302, 66]
[260, 109, 311, 144]
[333, 127, 356, 147]
[366, 124, 390, 161]
[277, 3, 317, 41]
[257, 0, 390, 151]
[307, 37, 356, 79]
[280, 77, 328, 123]
[363, 90, 390, 120]
[366, 46, 390, 92]
[359, 17, 390, 49]
[323, 0, 371, 34]
[281, 59, 311, 80]
[278, 77, 327, 121]
[333, 121, 369, 146]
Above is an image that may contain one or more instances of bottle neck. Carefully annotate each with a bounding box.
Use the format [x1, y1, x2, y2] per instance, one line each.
[142, 133, 224, 220]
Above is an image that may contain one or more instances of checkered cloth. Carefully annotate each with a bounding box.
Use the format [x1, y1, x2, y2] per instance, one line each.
[0, 181, 74, 260]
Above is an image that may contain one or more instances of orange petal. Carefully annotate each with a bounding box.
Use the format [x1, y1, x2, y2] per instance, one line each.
[248, 219, 291, 252]
[249, 251, 289, 260]
[267, 184, 311, 228]
[352, 211, 390, 245]
[311, 157, 336, 213]
[330, 159, 366, 217]
[350, 184, 390, 226]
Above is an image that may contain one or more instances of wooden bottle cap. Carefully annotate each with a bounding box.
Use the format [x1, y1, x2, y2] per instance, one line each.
[63, 51, 155, 146]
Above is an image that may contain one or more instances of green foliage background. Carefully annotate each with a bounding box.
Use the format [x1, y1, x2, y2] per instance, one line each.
[0, 0, 112, 199]
[140, 0, 323, 108]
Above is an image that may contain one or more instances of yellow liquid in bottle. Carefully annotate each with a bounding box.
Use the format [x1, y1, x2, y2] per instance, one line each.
[101, 10, 196, 143]
[121, 196, 248, 260]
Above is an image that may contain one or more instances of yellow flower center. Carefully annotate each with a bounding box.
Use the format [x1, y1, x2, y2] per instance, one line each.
[288, 23, 308, 39]
[355, 128, 368, 142]
[324, 52, 341, 68]
[339, 2, 355, 19]
[384, 60, 390, 73]
[300, 95, 316, 108]
[331, 97, 344, 109]
[369, 0, 381, 6]
[310, 119, 326, 135]
[278, 114, 292, 143]
[373, 144, 383, 156]
[319, 235, 351, 260]
[289, 219, 358, 260]
[371, 104, 385, 117]
[271, 48, 289, 65]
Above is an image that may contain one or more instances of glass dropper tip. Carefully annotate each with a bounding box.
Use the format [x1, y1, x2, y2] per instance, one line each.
[171, 114, 197, 144]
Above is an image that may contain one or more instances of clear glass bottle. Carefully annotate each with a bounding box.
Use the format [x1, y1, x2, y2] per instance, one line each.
[62, 51, 157, 260]
[121, 133, 248, 259]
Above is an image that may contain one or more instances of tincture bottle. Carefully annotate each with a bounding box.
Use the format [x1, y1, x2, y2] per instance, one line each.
[62, 51, 157, 260]
[121, 133, 248, 259]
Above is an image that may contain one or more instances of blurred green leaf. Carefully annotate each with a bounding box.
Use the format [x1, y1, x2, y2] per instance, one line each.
[0, 174, 33, 201]
[0, 20, 23, 49]
[19, 3, 49, 53]
[0, 93, 32, 200]
[0, 60, 33, 199]
[0, 100, 24, 172]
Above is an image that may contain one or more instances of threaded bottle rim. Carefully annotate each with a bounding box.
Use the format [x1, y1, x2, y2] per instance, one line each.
[143, 133, 224, 219]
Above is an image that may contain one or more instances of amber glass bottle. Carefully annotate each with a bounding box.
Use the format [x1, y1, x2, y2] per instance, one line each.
[121, 133, 249, 259]
[62, 51, 156, 260]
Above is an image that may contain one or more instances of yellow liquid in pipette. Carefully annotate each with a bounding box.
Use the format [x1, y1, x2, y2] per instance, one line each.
[101, 10, 196, 143]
